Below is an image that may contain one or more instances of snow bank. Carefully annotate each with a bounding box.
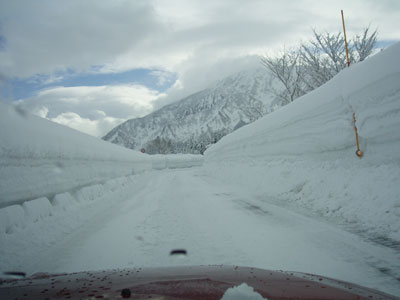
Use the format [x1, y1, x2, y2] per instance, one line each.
[0, 176, 124, 235]
[22, 197, 53, 223]
[0, 174, 154, 272]
[205, 43, 400, 242]
[0, 102, 203, 207]
[52, 192, 75, 212]
[0, 205, 25, 234]
[221, 283, 268, 300]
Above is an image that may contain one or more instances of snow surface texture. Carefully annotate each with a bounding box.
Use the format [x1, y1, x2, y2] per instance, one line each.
[1, 43, 400, 298]
[2, 168, 398, 296]
[221, 283, 268, 300]
[0, 174, 148, 270]
[0, 102, 203, 208]
[205, 43, 400, 246]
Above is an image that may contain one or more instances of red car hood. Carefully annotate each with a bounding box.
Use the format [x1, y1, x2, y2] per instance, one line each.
[0, 265, 398, 300]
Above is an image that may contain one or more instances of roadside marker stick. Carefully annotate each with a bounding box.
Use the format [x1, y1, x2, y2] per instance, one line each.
[341, 10, 350, 67]
[353, 112, 363, 158]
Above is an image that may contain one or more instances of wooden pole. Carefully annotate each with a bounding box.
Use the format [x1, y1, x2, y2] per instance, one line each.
[341, 10, 350, 67]
[353, 113, 363, 158]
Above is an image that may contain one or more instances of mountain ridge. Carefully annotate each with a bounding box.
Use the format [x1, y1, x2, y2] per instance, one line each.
[103, 68, 276, 154]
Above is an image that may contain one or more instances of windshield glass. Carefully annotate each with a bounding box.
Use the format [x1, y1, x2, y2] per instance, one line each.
[0, 1, 399, 298]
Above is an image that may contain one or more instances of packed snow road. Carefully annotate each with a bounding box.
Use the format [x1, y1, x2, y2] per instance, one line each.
[13, 167, 399, 297]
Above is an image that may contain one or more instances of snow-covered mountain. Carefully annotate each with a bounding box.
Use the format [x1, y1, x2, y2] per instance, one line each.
[102, 68, 275, 154]
[1, 42, 400, 297]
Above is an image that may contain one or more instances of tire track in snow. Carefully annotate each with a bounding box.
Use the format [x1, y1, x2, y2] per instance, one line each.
[16, 168, 400, 297]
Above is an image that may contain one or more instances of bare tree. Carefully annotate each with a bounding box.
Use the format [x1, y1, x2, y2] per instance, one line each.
[353, 27, 378, 61]
[300, 43, 334, 91]
[261, 27, 378, 104]
[260, 49, 305, 104]
[300, 30, 349, 90]
[300, 27, 377, 90]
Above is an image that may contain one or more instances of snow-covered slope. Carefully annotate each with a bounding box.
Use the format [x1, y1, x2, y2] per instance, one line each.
[103, 68, 274, 154]
[0, 102, 203, 208]
[205, 43, 400, 244]
[1, 45, 400, 297]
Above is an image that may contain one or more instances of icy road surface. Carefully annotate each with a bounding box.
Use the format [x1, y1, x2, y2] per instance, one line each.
[15, 168, 400, 297]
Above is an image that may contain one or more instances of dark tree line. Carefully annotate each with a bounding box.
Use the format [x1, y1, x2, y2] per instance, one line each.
[144, 128, 230, 155]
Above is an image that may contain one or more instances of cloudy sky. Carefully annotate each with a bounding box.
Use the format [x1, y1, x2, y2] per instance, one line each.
[0, 0, 399, 137]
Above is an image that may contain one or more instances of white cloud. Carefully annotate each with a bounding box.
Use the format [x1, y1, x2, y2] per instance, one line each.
[149, 70, 176, 87]
[49, 112, 123, 137]
[153, 55, 263, 108]
[36, 106, 49, 118]
[1, 0, 398, 79]
[0, 0, 165, 77]
[16, 84, 163, 137]
[1, 0, 399, 136]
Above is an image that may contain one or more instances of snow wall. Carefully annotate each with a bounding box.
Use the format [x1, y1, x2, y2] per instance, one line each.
[205, 42, 400, 243]
[0, 102, 203, 209]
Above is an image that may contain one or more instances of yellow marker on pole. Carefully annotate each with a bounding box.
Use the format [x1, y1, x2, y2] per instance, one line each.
[341, 10, 350, 67]
[353, 113, 363, 158]
[342, 11, 362, 157]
